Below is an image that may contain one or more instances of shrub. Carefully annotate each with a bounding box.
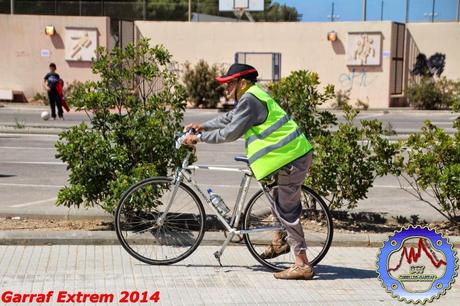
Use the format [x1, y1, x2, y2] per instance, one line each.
[270, 70, 398, 210]
[393, 120, 460, 224]
[306, 104, 399, 210]
[33, 92, 48, 105]
[55, 39, 188, 213]
[406, 77, 460, 110]
[268, 70, 336, 139]
[183, 60, 225, 108]
[332, 89, 351, 110]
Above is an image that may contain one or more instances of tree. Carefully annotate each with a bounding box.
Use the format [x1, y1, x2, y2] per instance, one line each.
[183, 60, 225, 108]
[55, 39, 188, 213]
[146, 0, 301, 21]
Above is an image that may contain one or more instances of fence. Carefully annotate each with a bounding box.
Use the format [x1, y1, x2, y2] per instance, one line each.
[1, 0, 459, 22]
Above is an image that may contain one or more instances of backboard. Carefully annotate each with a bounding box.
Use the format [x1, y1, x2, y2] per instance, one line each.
[219, 0, 264, 12]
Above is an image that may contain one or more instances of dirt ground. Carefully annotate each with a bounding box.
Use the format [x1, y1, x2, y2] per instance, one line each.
[0, 217, 113, 231]
[0, 216, 459, 236]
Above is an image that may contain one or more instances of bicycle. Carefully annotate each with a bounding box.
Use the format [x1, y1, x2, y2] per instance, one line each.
[115, 129, 333, 271]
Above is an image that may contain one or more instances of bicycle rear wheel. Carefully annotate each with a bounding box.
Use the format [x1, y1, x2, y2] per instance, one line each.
[115, 177, 205, 265]
[243, 185, 333, 271]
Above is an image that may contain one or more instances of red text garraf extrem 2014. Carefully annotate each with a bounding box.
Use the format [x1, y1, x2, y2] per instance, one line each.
[0, 291, 160, 304]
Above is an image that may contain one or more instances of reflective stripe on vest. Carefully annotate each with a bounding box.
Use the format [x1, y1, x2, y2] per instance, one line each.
[243, 85, 313, 180]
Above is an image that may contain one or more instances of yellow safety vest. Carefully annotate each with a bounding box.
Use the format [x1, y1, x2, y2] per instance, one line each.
[244, 85, 313, 180]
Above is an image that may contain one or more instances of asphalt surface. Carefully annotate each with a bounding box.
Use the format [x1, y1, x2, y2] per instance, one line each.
[0, 105, 458, 221]
[0, 104, 458, 133]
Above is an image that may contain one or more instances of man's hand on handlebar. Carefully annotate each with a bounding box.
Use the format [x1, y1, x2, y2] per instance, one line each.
[183, 123, 204, 132]
[183, 134, 199, 146]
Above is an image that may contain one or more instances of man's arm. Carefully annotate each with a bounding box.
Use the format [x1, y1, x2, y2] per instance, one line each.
[201, 110, 234, 131]
[43, 75, 50, 91]
[200, 93, 267, 144]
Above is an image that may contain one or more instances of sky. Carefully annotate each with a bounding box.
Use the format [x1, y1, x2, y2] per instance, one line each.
[273, 0, 459, 22]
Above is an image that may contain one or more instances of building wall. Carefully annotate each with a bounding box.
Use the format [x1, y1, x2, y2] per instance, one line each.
[136, 21, 395, 108]
[1, 16, 459, 108]
[0, 14, 109, 99]
[406, 22, 460, 81]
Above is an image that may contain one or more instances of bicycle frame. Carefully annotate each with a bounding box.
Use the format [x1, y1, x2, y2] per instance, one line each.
[160, 150, 283, 264]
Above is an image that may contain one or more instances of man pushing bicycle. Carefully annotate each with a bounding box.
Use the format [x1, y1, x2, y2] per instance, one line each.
[183, 63, 315, 280]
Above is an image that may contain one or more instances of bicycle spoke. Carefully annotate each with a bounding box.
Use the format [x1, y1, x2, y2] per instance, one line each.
[115, 178, 205, 265]
[243, 186, 333, 271]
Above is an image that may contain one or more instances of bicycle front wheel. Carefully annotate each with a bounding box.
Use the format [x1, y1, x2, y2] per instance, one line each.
[243, 185, 333, 271]
[115, 177, 206, 265]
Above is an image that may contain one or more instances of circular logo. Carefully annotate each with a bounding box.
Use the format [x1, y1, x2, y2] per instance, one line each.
[377, 225, 458, 304]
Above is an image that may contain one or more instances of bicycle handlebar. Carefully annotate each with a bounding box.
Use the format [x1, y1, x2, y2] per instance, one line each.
[175, 128, 197, 149]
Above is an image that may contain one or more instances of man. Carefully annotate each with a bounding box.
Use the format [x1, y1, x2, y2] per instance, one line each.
[43, 63, 64, 120]
[184, 63, 315, 280]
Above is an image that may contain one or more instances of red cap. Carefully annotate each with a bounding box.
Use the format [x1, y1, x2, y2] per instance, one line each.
[216, 64, 258, 84]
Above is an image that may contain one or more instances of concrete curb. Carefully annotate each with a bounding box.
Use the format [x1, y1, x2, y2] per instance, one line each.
[1, 230, 459, 247]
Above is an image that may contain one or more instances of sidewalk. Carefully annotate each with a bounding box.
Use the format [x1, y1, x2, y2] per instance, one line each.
[0, 244, 458, 305]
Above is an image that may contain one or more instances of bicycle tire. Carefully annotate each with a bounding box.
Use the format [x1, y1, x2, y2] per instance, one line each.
[243, 185, 333, 271]
[115, 176, 206, 265]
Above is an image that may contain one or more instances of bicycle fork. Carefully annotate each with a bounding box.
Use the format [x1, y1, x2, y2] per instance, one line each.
[156, 151, 192, 226]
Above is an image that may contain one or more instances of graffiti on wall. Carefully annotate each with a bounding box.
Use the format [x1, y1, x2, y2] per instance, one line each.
[338, 68, 378, 90]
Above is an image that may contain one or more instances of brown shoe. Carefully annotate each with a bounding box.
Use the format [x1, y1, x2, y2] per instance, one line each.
[274, 264, 315, 280]
[260, 241, 290, 259]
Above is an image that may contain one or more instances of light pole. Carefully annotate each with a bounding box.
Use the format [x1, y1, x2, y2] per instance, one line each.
[363, 0, 367, 21]
[10, 0, 13, 14]
[405, 0, 409, 23]
[457, 0, 460, 21]
[189, 0, 192, 21]
[327, 2, 340, 22]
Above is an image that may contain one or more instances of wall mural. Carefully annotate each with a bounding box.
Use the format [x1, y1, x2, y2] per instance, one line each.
[65, 28, 98, 61]
[347, 32, 382, 66]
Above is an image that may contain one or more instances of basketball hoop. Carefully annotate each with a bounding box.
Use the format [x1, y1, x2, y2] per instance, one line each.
[234, 7, 245, 20]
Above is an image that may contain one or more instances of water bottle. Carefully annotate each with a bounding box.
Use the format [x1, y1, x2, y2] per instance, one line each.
[207, 189, 230, 216]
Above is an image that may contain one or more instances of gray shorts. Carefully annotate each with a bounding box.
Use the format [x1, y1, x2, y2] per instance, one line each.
[271, 151, 313, 255]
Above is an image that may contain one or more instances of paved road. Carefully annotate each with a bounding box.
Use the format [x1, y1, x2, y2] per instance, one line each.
[0, 105, 458, 221]
[0, 104, 458, 133]
[0, 245, 458, 305]
[0, 130, 451, 222]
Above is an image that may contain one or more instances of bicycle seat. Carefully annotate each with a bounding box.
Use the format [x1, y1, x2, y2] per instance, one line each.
[234, 155, 249, 164]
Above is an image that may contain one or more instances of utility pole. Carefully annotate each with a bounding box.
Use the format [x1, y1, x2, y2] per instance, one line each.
[381, 0, 384, 21]
[189, 0, 192, 21]
[363, 0, 367, 21]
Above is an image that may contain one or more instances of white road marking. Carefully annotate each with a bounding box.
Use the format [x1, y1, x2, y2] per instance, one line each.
[373, 184, 406, 189]
[0, 161, 64, 165]
[356, 114, 384, 120]
[0, 147, 54, 150]
[0, 133, 59, 138]
[9, 197, 57, 208]
[197, 184, 257, 189]
[0, 183, 63, 188]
